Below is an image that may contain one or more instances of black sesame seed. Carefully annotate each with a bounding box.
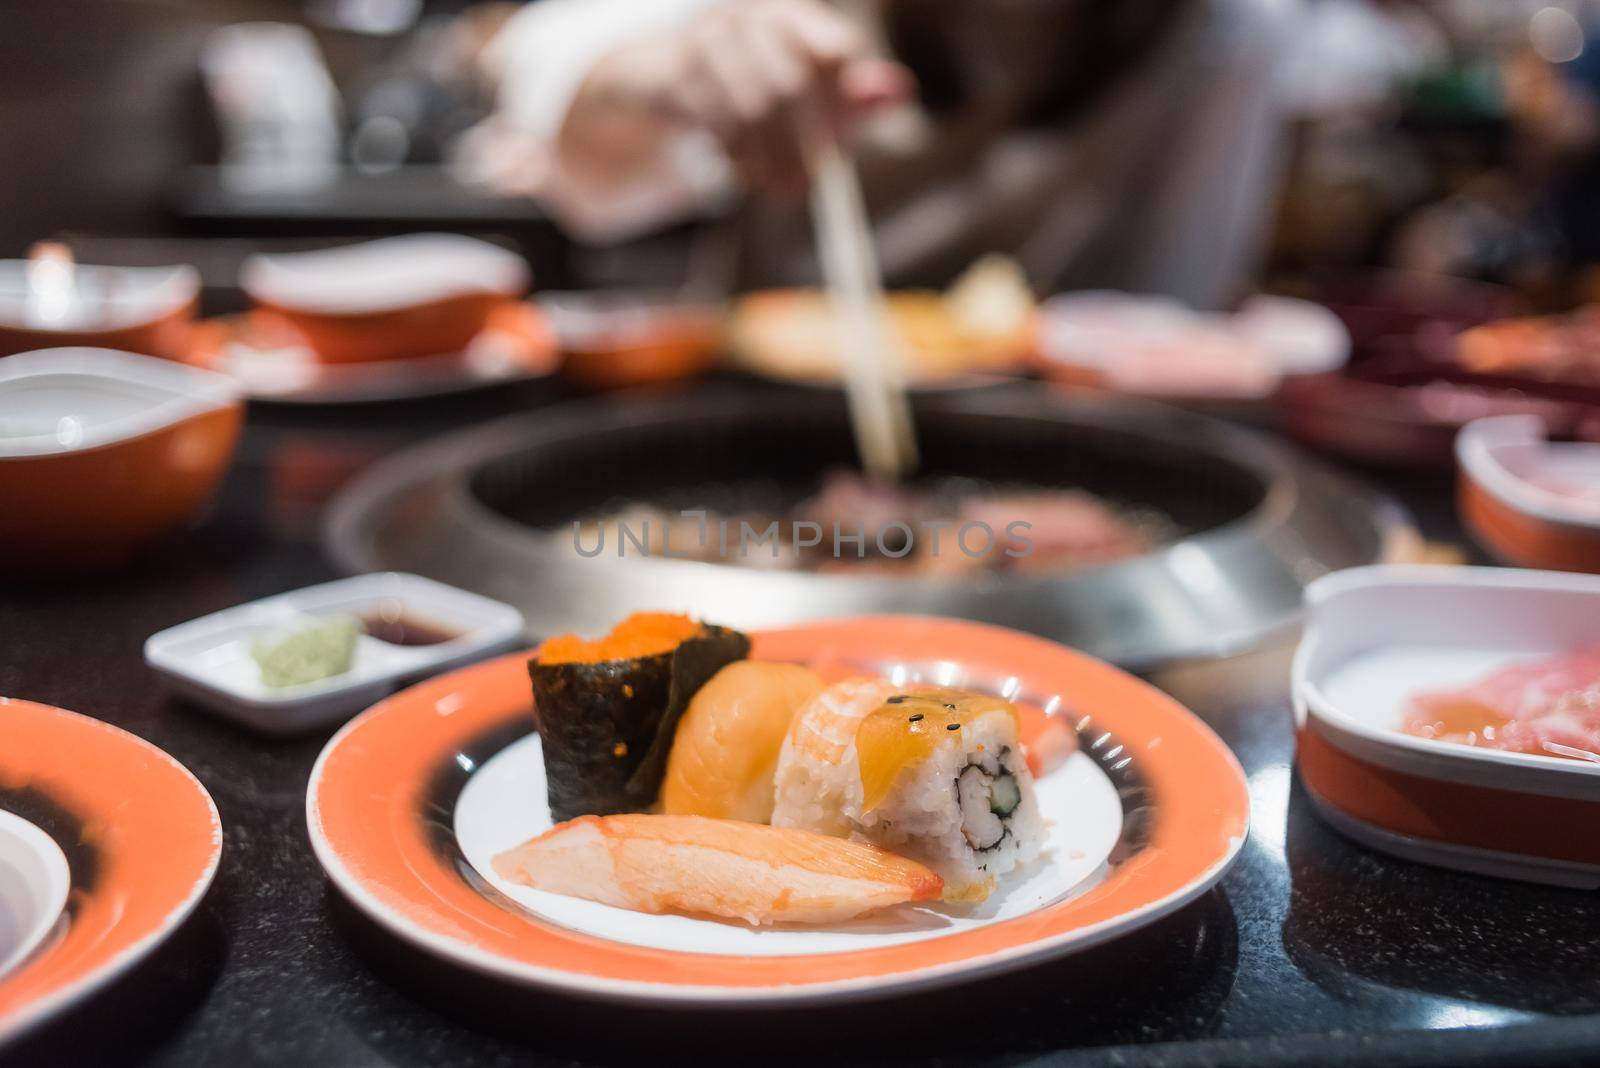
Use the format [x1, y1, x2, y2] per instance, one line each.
[886, 695, 908, 704]
[946, 723, 960, 731]
[908, 713, 924, 722]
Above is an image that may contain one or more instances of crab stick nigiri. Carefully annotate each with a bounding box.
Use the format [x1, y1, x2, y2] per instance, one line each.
[492, 813, 943, 926]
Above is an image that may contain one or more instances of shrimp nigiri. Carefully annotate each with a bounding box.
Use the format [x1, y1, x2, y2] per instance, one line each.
[492, 813, 943, 926]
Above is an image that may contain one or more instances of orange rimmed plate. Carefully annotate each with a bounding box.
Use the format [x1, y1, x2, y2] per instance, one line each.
[0, 699, 221, 1044]
[307, 615, 1247, 1006]
[184, 301, 558, 404]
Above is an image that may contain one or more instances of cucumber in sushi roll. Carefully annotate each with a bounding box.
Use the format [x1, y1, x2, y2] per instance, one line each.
[531, 613, 750, 822]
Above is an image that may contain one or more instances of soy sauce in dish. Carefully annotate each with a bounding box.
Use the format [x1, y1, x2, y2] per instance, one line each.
[360, 601, 459, 646]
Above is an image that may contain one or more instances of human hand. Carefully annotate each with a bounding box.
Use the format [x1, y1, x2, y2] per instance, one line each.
[575, 0, 912, 199]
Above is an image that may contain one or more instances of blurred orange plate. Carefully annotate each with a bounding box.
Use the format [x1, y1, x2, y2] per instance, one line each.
[729, 288, 1032, 392]
[0, 700, 221, 1046]
[184, 301, 558, 404]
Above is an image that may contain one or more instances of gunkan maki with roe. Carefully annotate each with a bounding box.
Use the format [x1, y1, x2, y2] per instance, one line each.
[531, 612, 750, 822]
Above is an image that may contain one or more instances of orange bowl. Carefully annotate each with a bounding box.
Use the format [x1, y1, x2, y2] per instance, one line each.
[1456, 415, 1600, 572]
[0, 262, 199, 359]
[0, 348, 242, 575]
[541, 291, 724, 391]
[241, 234, 530, 364]
[253, 291, 511, 364]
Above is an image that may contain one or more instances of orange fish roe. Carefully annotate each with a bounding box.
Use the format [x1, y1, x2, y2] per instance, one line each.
[536, 612, 704, 665]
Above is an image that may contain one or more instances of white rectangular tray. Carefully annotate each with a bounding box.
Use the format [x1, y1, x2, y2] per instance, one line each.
[145, 572, 525, 735]
[1293, 564, 1600, 797]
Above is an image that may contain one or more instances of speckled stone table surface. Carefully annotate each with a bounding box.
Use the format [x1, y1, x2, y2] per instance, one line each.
[3, 389, 1598, 1068]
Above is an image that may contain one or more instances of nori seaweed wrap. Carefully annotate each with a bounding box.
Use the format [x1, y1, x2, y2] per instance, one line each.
[530, 613, 750, 822]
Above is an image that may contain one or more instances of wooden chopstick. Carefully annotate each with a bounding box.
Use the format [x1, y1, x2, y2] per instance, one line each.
[808, 142, 918, 482]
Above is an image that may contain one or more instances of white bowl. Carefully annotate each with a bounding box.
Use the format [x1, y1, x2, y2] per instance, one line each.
[0, 348, 239, 459]
[241, 234, 529, 316]
[1459, 415, 1600, 527]
[1033, 290, 1347, 401]
[0, 261, 197, 333]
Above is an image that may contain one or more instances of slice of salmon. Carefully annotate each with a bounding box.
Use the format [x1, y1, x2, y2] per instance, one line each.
[1016, 701, 1078, 778]
[492, 813, 943, 926]
[660, 661, 824, 823]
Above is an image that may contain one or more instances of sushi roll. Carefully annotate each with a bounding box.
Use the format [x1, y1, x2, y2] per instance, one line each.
[853, 690, 1045, 901]
[773, 684, 1044, 902]
[531, 612, 750, 822]
[660, 661, 824, 823]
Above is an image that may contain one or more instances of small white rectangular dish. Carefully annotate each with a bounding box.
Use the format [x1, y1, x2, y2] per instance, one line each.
[1292, 564, 1600, 887]
[145, 573, 525, 735]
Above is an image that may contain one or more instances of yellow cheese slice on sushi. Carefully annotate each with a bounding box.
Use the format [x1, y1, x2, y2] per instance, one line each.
[856, 690, 1020, 814]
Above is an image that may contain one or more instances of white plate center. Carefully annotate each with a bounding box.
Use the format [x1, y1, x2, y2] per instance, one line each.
[453, 734, 1123, 957]
[0, 810, 70, 980]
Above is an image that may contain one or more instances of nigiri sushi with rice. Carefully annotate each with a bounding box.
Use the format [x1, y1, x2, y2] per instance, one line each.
[491, 813, 943, 926]
[661, 661, 824, 822]
[773, 682, 1045, 902]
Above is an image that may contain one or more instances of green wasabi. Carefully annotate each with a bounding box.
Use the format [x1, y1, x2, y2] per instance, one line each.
[252, 615, 361, 688]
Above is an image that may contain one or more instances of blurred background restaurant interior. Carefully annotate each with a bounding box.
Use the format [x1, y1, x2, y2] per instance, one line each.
[16, 2, 1600, 1064]
[10, 0, 1600, 300]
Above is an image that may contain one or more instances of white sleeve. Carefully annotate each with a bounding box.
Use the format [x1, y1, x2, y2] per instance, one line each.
[487, 0, 735, 243]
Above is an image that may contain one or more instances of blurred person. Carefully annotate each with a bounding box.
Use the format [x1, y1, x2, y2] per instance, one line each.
[475, 0, 1294, 306]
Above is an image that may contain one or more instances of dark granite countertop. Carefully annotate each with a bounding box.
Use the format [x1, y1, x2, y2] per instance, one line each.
[3, 386, 1598, 1068]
